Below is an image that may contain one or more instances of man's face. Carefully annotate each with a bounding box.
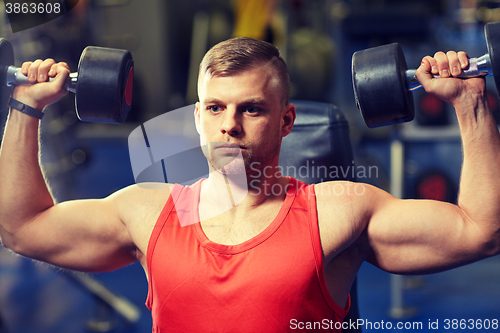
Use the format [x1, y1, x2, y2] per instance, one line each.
[195, 67, 292, 176]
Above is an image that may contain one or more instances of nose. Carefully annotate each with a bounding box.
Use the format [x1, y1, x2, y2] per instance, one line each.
[220, 107, 241, 136]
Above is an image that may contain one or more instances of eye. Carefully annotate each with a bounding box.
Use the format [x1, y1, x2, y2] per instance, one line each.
[245, 106, 260, 114]
[208, 105, 221, 113]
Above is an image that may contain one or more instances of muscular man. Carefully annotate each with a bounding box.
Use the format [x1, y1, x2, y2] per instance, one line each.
[1, 38, 499, 332]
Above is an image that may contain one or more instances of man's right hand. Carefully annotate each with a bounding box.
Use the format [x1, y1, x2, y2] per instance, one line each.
[12, 59, 70, 112]
[0, 57, 147, 273]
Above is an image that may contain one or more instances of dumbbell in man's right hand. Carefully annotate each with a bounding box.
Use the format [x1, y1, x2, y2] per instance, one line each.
[12, 59, 70, 112]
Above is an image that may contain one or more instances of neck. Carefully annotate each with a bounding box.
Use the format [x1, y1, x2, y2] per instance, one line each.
[201, 163, 289, 213]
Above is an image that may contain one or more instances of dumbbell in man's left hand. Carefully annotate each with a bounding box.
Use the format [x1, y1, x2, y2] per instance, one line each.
[415, 50, 487, 109]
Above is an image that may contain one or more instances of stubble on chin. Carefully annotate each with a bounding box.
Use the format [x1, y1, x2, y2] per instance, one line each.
[212, 149, 253, 175]
[202, 143, 250, 176]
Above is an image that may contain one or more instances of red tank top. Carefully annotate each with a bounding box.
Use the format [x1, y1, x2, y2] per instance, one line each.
[146, 177, 350, 332]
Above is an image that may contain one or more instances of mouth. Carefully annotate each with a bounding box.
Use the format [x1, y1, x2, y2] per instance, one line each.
[214, 143, 245, 150]
[213, 143, 245, 155]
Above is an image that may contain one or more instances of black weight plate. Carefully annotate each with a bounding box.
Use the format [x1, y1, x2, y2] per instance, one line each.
[485, 22, 500, 98]
[76, 46, 133, 124]
[352, 43, 414, 128]
[0, 39, 14, 116]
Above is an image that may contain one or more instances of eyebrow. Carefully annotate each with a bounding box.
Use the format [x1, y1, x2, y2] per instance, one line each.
[241, 98, 268, 107]
[203, 98, 223, 105]
[203, 98, 269, 107]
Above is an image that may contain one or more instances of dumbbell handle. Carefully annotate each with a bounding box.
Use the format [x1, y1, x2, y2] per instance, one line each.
[5, 66, 78, 93]
[406, 54, 492, 91]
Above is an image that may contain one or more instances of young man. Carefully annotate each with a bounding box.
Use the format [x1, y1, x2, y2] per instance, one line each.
[0, 37, 499, 332]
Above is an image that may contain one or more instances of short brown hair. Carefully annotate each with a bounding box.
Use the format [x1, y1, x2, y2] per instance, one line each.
[198, 37, 290, 107]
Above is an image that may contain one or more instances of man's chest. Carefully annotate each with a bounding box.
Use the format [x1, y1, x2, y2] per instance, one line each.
[198, 203, 281, 246]
[131, 192, 360, 267]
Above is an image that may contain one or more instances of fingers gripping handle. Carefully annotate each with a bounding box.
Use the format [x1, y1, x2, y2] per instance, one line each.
[406, 54, 492, 91]
[5, 66, 78, 93]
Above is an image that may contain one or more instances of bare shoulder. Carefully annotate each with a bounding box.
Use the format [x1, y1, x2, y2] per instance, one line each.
[110, 183, 172, 214]
[108, 182, 173, 260]
[313, 181, 390, 262]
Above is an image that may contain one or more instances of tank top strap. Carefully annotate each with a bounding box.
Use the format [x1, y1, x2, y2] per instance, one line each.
[304, 182, 351, 318]
[145, 183, 184, 309]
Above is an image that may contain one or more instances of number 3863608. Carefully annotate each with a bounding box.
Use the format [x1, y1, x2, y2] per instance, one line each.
[5, 2, 61, 14]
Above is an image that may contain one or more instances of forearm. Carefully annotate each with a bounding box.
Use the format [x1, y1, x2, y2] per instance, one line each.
[0, 107, 54, 244]
[455, 90, 500, 253]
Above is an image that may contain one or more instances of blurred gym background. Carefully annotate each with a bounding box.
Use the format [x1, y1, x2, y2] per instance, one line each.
[0, 0, 499, 332]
